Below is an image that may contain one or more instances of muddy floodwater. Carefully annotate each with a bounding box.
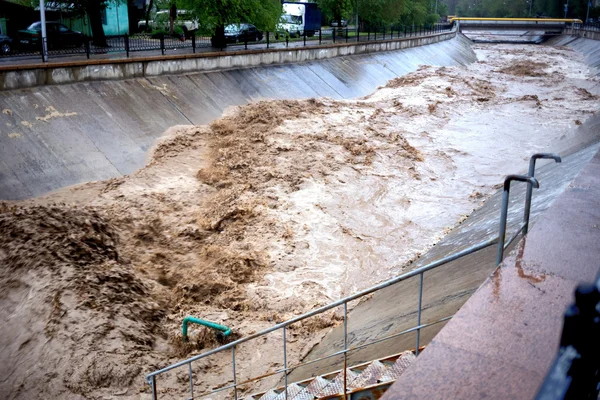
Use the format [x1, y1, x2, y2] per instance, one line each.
[1, 42, 599, 399]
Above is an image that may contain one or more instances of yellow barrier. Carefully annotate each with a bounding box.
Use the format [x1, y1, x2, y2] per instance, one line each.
[450, 17, 583, 24]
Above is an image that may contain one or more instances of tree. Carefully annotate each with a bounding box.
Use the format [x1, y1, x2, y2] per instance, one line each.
[358, 0, 405, 27]
[318, 0, 354, 26]
[187, 0, 281, 47]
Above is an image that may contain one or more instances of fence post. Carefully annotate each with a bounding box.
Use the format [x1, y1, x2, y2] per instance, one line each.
[357, 25, 360, 42]
[125, 34, 130, 58]
[267, 31, 269, 48]
[192, 33, 196, 53]
[333, 28, 335, 43]
[404, 26, 406, 37]
[319, 29, 322, 44]
[160, 33, 165, 55]
[85, 37, 90, 59]
[285, 35, 288, 48]
[367, 26, 370, 41]
[303, 30, 306, 46]
[346, 26, 348, 42]
[374, 27, 377, 40]
[383, 26, 386, 40]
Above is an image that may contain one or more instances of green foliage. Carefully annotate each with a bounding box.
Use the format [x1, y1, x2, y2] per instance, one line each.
[358, 0, 405, 26]
[318, 0, 355, 23]
[185, 0, 282, 34]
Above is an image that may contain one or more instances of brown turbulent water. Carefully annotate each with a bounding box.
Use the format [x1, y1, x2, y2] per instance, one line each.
[0, 43, 598, 399]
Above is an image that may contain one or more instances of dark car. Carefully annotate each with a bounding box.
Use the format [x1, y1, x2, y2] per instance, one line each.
[18, 21, 85, 49]
[224, 23, 263, 43]
[0, 34, 12, 55]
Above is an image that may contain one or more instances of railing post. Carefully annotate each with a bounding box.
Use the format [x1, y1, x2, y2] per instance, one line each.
[383, 26, 386, 39]
[285, 35, 289, 48]
[374, 28, 377, 40]
[416, 273, 424, 356]
[192, 33, 196, 53]
[267, 31, 270, 48]
[497, 175, 539, 266]
[188, 363, 194, 398]
[303, 30, 306, 46]
[125, 34, 130, 58]
[346, 26, 348, 43]
[357, 26, 360, 42]
[343, 302, 348, 399]
[367, 27, 370, 41]
[283, 326, 288, 400]
[160, 33, 165, 55]
[151, 375, 157, 400]
[319, 28, 322, 44]
[85, 37, 90, 59]
[245, 37, 248, 50]
[232, 346, 238, 400]
[524, 153, 561, 234]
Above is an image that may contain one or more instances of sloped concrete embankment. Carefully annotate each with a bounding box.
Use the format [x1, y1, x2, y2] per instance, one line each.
[0, 34, 476, 200]
[545, 35, 600, 76]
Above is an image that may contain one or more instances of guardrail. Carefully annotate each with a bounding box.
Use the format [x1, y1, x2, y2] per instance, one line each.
[145, 153, 561, 400]
[0, 24, 453, 63]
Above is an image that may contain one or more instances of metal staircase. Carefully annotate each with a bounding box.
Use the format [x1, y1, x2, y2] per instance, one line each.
[247, 351, 416, 400]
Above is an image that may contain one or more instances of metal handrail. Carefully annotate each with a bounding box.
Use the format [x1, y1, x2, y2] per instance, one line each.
[146, 153, 561, 399]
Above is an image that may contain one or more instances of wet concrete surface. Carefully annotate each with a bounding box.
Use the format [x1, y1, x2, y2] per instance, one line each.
[289, 139, 600, 382]
[383, 145, 600, 400]
[0, 35, 476, 200]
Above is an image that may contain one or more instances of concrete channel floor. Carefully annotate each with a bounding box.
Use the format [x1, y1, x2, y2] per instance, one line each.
[382, 148, 600, 399]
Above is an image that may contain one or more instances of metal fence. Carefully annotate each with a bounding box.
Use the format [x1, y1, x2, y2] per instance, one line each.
[571, 22, 600, 32]
[0, 23, 453, 62]
[145, 154, 561, 400]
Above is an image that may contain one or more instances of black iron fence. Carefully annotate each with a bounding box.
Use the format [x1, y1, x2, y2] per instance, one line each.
[0, 23, 453, 63]
[568, 22, 600, 32]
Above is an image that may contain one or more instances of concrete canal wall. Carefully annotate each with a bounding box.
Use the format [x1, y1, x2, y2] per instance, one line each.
[0, 28, 458, 91]
[0, 34, 476, 200]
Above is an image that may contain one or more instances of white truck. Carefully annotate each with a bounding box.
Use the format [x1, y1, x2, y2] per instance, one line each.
[277, 2, 322, 37]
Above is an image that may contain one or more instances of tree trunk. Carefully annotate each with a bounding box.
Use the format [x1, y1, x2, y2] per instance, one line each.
[211, 24, 226, 48]
[145, 0, 154, 31]
[87, 1, 107, 47]
[169, 3, 177, 35]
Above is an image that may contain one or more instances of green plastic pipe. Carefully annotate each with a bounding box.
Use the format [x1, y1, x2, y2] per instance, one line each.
[182, 316, 232, 341]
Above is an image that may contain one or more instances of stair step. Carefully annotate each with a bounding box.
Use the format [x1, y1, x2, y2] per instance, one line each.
[272, 383, 307, 400]
[378, 351, 416, 383]
[258, 389, 284, 400]
[292, 376, 331, 400]
[313, 370, 359, 398]
[348, 360, 389, 388]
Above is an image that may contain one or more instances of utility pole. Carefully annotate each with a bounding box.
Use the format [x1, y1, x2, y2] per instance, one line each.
[356, 0, 359, 37]
[529, 0, 533, 17]
[40, 0, 48, 62]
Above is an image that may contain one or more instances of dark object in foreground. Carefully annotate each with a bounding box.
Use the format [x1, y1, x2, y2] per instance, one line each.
[0, 34, 12, 55]
[535, 272, 600, 400]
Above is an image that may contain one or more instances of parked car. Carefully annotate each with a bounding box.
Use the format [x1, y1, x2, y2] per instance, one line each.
[330, 19, 348, 27]
[0, 34, 12, 55]
[138, 10, 198, 32]
[224, 23, 263, 43]
[18, 22, 85, 49]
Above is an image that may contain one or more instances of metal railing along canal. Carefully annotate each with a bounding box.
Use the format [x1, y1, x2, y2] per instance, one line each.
[146, 153, 562, 399]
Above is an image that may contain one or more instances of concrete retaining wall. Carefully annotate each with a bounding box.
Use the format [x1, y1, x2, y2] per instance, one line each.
[0, 30, 456, 91]
[563, 27, 600, 41]
[545, 35, 600, 76]
[0, 34, 476, 200]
